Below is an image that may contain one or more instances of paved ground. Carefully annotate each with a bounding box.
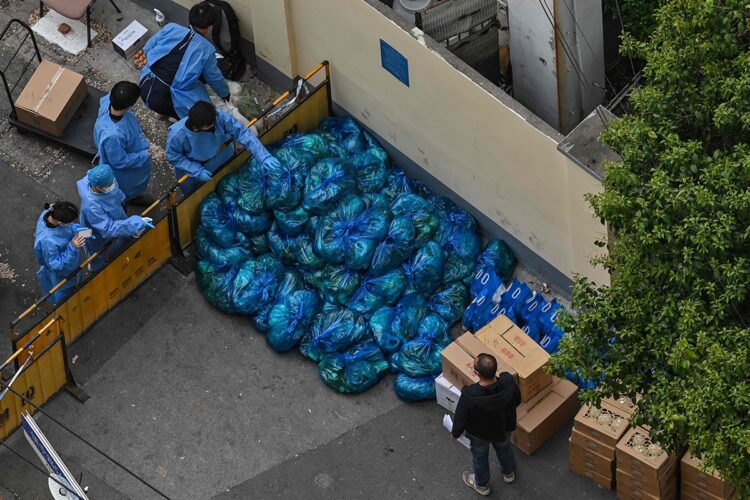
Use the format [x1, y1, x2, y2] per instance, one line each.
[0, 0, 613, 498]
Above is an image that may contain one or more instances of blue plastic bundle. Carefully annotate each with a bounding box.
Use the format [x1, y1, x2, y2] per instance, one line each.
[318, 342, 390, 394]
[276, 132, 331, 159]
[475, 240, 517, 282]
[199, 193, 237, 248]
[415, 314, 452, 347]
[390, 194, 439, 247]
[369, 217, 416, 277]
[303, 157, 357, 214]
[274, 206, 310, 236]
[264, 156, 301, 211]
[346, 268, 406, 318]
[351, 132, 388, 193]
[500, 278, 533, 317]
[429, 282, 469, 324]
[195, 229, 250, 268]
[318, 131, 349, 159]
[470, 268, 503, 299]
[318, 116, 367, 155]
[362, 192, 390, 210]
[236, 161, 269, 214]
[403, 242, 446, 295]
[391, 338, 443, 377]
[430, 196, 477, 246]
[315, 195, 390, 269]
[267, 290, 322, 352]
[297, 235, 326, 270]
[370, 293, 428, 354]
[441, 229, 482, 283]
[319, 266, 363, 306]
[231, 254, 285, 315]
[277, 269, 306, 297]
[381, 169, 415, 200]
[247, 234, 270, 255]
[267, 222, 305, 265]
[227, 206, 272, 236]
[393, 374, 437, 401]
[301, 307, 370, 362]
[272, 146, 315, 176]
[253, 303, 273, 334]
[195, 260, 238, 313]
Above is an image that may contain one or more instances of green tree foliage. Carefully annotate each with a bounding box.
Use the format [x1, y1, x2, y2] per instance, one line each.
[551, 1, 750, 493]
[604, 0, 665, 42]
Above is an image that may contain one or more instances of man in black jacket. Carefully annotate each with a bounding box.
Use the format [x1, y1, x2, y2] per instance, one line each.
[451, 353, 521, 496]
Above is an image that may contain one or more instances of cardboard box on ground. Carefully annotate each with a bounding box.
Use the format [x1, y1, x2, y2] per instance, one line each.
[438, 315, 578, 455]
[15, 60, 87, 137]
[112, 20, 149, 59]
[680, 451, 734, 500]
[615, 426, 678, 499]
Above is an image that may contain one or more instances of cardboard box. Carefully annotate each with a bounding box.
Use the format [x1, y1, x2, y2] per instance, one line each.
[681, 451, 734, 499]
[616, 427, 677, 490]
[455, 332, 517, 382]
[475, 315, 552, 401]
[604, 395, 638, 418]
[569, 439, 615, 478]
[440, 342, 479, 389]
[681, 479, 733, 500]
[112, 20, 149, 59]
[574, 400, 631, 448]
[14, 60, 87, 137]
[570, 456, 615, 490]
[512, 377, 578, 454]
[571, 427, 616, 460]
[616, 468, 677, 500]
[435, 373, 461, 413]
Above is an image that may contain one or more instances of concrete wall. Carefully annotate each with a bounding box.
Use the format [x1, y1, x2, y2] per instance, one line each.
[284, 0, 608, 288]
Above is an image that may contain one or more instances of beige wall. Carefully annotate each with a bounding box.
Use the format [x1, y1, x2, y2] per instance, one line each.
[173, 0, 254, 42]
[278, 0, 608, 284]
[248, 0, 297, 78]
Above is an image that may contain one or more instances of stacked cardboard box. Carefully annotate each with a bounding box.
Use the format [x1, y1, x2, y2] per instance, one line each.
[568, 399, 632, 490]
[440, 316, 578, 454]
[615, 426, 677, 500]
[681, 451, 734, 500]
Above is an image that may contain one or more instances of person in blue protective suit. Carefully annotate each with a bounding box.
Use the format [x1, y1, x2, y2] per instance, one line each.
[76, 165, 154, 270]
[94, 81, 153, 206]
[138, 2, 229, 120]
[166, 100, 281, 194]
[34, 201, 86, 305]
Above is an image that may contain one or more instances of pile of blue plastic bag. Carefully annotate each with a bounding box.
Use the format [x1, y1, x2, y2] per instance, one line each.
[195, 116, 516, 400]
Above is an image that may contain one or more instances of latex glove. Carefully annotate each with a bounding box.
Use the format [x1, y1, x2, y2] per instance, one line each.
[196, 169, 213, 182]
[263, 156, 281, 170]
[70, 235, 86, 249]
[141, 217, 154, 229]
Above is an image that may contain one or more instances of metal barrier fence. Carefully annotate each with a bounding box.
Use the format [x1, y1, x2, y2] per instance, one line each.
[8, 62, 332, 373]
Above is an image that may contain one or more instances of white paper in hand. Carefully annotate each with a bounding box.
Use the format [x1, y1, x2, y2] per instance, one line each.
[443, 414, 471, 449]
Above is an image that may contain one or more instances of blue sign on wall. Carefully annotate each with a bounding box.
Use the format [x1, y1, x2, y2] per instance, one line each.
[380, 39, 409, 87]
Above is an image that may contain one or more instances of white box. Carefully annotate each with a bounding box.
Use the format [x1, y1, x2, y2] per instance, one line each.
[435, 373, 462, 413]
[112, 21, 149, 59]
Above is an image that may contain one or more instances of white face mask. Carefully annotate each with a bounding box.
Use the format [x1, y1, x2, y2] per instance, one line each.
[101, 182, 117, 193]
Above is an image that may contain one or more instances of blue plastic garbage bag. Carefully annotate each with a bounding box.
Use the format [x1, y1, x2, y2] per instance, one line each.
[320, 265, 363, 306]
[300, 307, 369, 362]
[315, 195, 390, 269]
[362, 192, 390, 210]
[236, 161, 269, 214]
[429, 282, 469, 325]
[370, 293, 428, 354]
[303, 157, 357, 214]
[267, 290, 321, 352]
[305, 215, 320, 238]
[199, 193, 237, 247]
[476, 240, 517, 281]
[277, 269, 306, 297]
[231, 254, 285, 315]
[394, 373, 437, 401]
[252, 303, 273, 334]
[403, 242, 446, 295]
[381, 169, 415, 200]
[351, 132, 388, 193]
[228, 206, 272, 236]
[276, 132, 331, 159]
[216, 171, 242, 205]
[470, 268, 504, 299]
[317, 131, 349, 159]
[274, 206, 310, 236]
[318, 116, 367, 154]
[267, 222, 304, 265]
[443, 254, 478, 284]
[318, 341, 389, 394]
[390, 194, 439, 247]
[346, 268, 406, 318]
[196, 228, 250, 268]
[195, 260, 238, 313]
[415, 314, 451, 347]
[442, 229, 481, 271]
[431, 196, 477, 246]
[392, 336, 444, 377]
[370, 217, 416, 277]
[248, 234, 270, 255]
[272, 146, 315, 177]
[264, 155, 300, 211]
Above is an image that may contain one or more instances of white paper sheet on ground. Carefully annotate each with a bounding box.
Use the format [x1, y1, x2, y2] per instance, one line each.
[32, 10, 96, 55]
[443, 414, 471, 449]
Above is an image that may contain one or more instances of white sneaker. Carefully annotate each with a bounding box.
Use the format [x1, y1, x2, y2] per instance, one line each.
[503, 471, 516, 484]
[462, 471, 491, 496]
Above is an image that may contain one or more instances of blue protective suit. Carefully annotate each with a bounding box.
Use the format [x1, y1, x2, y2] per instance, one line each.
[33, 211, 82, 304]
[76, 177, 149, 267]
[167, 110, 274, 193]
[94, 95, 152, 200]
[140, 23, 229, 119]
